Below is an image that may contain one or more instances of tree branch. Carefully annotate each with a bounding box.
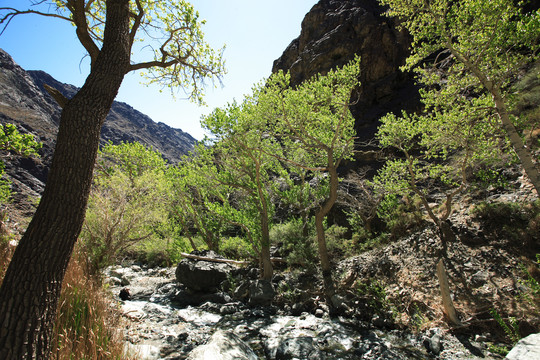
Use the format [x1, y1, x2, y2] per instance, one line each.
[43, 84, 69, 108]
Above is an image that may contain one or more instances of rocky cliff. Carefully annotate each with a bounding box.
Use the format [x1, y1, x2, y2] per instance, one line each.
[0, 48, 195, 213]
[272, 0, 419, 146]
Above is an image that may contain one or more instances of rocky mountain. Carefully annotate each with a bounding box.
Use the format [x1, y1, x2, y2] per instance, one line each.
[272, 0, 419, 147]
[0, 48, 195, 213]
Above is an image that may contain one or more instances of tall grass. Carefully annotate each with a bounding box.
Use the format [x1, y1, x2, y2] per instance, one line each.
[52, 250, 134, 360]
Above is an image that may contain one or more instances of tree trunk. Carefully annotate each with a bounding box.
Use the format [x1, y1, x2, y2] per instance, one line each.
[260, 211, 273, 281]
[0, 1, 131, 358]
[492, 91, 540, 195]
[315, 211, 334, 303]
[315, 161, 340, 305]
[436, 258, 461, 326]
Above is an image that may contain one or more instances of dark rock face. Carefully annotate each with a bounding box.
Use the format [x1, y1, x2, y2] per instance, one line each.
[0, 48, 196, 215]
[272, 0, 419, 145]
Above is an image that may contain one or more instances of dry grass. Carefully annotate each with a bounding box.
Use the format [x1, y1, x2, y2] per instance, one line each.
[51, 250, 135, 360]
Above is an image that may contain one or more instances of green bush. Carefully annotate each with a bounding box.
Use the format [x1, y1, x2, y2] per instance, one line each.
[377, 194, 424, 239]
[325, 224, 356, 258]
[270, 219, 317, 270]
[471, 200, 540, 243]
[220, 236, 256, 260]
[348, 194, 423, 253]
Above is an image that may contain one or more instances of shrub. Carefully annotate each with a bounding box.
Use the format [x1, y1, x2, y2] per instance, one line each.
[377, 194, 424, 240]
[270, 219, 317, 270]
[133, 236, 197, 267]
[325, 224, 356, 258]
[471, 200, 540, 245]
[220, 236, 256, 260]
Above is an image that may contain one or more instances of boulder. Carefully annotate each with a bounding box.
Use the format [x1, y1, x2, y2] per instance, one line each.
[249, 280, 275, 306]
[176, 251, 236, 292]
[505, 333, 540, 360]
[274, 336, 323, 360]
[187, 330, 257, 360]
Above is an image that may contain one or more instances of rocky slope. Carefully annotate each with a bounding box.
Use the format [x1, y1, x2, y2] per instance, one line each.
[0, 48, 195, 214]
[272, 0, 419, 147]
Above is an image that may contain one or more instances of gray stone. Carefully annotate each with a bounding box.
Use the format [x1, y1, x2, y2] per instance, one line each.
[275, 336, 322, 360]
[176, 253, 235, 292]
[505, 333, 540, 360]
[187, 330, 257, 360]
[428, 333, 443, 355]
[249, 280, 275, 306]
[233, 281, 250, 300]
[470, 270, 490, 286]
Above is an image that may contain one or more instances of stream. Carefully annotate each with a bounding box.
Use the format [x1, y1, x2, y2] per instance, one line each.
[105, 264, 501, 360]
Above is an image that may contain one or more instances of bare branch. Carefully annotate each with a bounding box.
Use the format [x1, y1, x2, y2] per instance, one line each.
[0, 8, 71, 36]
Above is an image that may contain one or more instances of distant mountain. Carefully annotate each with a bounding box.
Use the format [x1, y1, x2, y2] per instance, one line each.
[0, 48, 196, 213]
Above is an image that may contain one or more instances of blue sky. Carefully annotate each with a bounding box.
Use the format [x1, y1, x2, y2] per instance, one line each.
[0, 1, 318, 139]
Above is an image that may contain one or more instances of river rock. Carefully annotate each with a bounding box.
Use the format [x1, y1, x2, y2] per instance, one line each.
[176, 251, 235, 292]
[275, 336, 322, 360]
[505, 333, 540, 360]
[249, 280, 275, 306]
[126, 343, 160, 360]
[187, 330, 257, 360]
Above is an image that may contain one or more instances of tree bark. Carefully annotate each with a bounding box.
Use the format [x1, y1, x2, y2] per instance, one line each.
[315, 160, 339, 305]
[436, 258, 461, 326]
[0, 1, 131, 358]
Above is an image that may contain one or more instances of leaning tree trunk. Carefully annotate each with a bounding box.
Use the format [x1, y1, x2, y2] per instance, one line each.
[259, 197, 273, 281]
[0, 1, 131, 358]
[315, 160, 340, 306]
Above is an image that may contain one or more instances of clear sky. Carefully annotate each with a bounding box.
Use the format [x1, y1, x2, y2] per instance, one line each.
[0, 1, 318, 139]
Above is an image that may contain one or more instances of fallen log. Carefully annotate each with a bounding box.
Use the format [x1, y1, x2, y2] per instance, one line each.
[180, 253, 287, 266]
[180, 253, 248, 266]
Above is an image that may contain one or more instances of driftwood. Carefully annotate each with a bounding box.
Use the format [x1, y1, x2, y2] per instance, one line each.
[180, 253, 247, 265]
[180, 253, 287, 266]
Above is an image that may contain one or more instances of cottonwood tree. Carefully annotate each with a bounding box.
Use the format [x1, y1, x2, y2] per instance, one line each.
[0, 1, 224, 358]
[260, 57, 361, 303]
[380, 0, 540, 194]
[168, 151, 225, 252]
[201, 98, 286, 280]
[374, 96, 505, 324]
[81, 142, 170, 274]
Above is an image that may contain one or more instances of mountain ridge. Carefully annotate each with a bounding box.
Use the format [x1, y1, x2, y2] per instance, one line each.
[0, 48, 196, 214]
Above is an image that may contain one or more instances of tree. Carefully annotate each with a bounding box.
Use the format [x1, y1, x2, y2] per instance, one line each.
[201, 98, 286, 280]
[374, 94, 506, 325]
[260, 57, 360, 303]
[374, 98, 505, 256]
[168, 150, 226, 252]
[81, 142, 170, 274]
[380, 0, 540, 193]
[0, 1, 224, 358]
